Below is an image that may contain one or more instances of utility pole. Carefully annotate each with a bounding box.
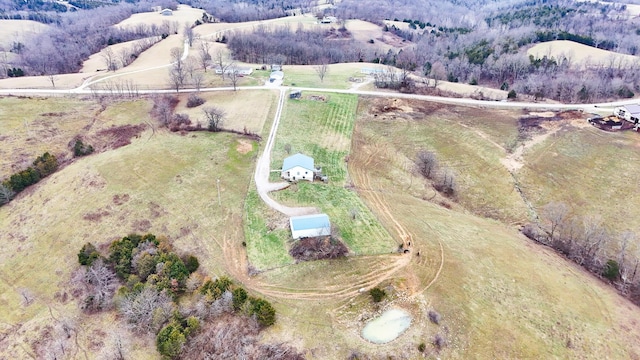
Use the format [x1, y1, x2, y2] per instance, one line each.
[216, 178, 221, 206]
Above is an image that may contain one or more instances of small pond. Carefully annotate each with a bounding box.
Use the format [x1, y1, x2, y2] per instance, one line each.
[361, 308, 412, 344]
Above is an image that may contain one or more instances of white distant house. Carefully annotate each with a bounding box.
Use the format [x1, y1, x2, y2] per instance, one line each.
[320, 16, 337, 24]
[270, 70, 284, 81]
[214, 65, 253, 75]
[290, 214, 331, 239]
[159, 8, 173, 16]
[281, 153, 315, 182]
[614, 104, 640, 124]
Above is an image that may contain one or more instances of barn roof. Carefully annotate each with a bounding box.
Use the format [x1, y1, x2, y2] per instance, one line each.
[623, 104, 640, 115]
[282, 153, 314, 171]
[270, 71, 284, 80]
[290, 214, 330, 232]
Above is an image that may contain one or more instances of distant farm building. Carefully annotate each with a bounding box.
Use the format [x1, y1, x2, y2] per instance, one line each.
[614, 105, 640, 124]
[159, 8, 173, 16]
[214, 66, 253, 75]
[361, 67, 384, 75]
[290, 214, 331, 239]
[270, 70, 284, 82]
[320, 16, 337, 24]
[281, 153, 317, 182]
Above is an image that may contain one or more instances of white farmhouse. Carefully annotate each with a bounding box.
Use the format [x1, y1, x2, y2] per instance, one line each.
[281, 153, 315, 182]
[290, 213, 331, 239]
[614, 104, 640, 124]
[159, 8, 173, 16]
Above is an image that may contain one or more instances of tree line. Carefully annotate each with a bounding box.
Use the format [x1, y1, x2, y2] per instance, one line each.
[226, 25, 374, 65]
[76, 233, 301, 359]
[524, 202, 640, 306]
[0, 152, 58, 206]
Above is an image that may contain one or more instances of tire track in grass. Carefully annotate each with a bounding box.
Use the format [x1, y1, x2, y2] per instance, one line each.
[350, 127, 446, 297]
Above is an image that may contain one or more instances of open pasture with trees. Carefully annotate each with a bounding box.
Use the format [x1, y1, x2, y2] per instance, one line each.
[0, 96, 152, 180]
[172, 89, 278, 134]
[348, 97, 640, 358]
[0, 129, 260, 358]
[351, 97, 529, 224]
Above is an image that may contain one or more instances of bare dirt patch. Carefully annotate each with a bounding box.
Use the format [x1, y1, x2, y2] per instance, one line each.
[93, 124, 146, 151]
[83, 209, 111, 222]
[112, 194, 130, 205]
[236, 139, 253, 154]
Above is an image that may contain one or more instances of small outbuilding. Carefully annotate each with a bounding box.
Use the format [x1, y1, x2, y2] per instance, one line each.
[159, 8, 173, 16]
[290, 213, 331, 239]
[281, 153, 315, 182]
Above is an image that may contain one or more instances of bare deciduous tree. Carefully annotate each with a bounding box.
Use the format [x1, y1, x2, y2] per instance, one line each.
[203, 106, 225, 131]
[227, 63, 240, 91]
[78, 259, 118, 312]
[118, 286, 173, 333]
[214, 50, 228, 79]
[184, 23, 195, 47]
[314, 60, 329, 82]
[168, 47, 187, 91]
[542, 201, 570, 243]
[0, 184, 15, 205]
[192, 72, 205, 91]
[102, 47, 118, 72]
[434, 168, 458, 197]
[198, 40, 212, 72]
[416, 150, 438, 179]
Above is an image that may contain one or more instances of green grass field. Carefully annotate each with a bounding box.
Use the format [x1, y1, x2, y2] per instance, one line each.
[271, 93, 394, 253]
[282, 63, 374, 89]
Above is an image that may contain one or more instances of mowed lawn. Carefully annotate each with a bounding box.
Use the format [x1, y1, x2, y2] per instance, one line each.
[245, 92, 395, 270]
[0, 130, 257, 358]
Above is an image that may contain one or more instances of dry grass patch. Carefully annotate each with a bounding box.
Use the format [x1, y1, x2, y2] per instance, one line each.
[527, 40, 640, 69]
[348, 107, 640, 358]
[0, 20, 50, 48]
[115, 4, 203, 32]
[173, 89, 278, 133]
[0, 130, 257, 358]
[0, 96, 153, 179]
[519, 124, 640, 233]
[355, 97, 528, 223]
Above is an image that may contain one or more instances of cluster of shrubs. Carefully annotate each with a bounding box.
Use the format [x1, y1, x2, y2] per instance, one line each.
[1, 152, 58, 205]
[77, 233, 278, 359]
[73, 139, 94, 157]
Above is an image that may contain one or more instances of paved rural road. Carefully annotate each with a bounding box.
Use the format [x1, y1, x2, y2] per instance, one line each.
[1, 42, 639, 216]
